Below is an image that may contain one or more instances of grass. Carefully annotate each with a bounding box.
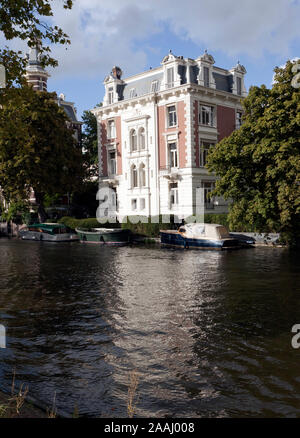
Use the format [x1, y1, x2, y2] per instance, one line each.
[127, 370, 139, 418]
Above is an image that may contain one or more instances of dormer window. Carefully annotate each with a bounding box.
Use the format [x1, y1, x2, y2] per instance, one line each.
[237, 77, 242, 96]
[204, 67, 209, 88]
[166, 67, 174, 88]
[108, 87, 114, 105]
[151, 80, 159, 93]
[129, 88, 137, 99]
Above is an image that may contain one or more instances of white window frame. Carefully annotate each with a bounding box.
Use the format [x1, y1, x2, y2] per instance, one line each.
[107, 119, 116, 139]
[236, 77, 242, 96]
[203, 66, 210, 88]
[130, 129, 138, 152]
[139, 163, 146, 187]
[236, 111, 243, 129]
[169, 182, 179, 209]
[199, 103, 215, 127]
[166, 67, 174, 88]
[202, 181, 215, 210]
[108, 87, 114, 105]
[167, 104, 177, 128]
[199, 140, 215, 167]
[168, 142, 178, 169]
[138, 127, 146, 150]
[131, 198, 137, 211]
[129, 88, 137, 99]
[108, 150, 116, 176]
[151, 80, 159, 93]
[131, 165, 138, 188]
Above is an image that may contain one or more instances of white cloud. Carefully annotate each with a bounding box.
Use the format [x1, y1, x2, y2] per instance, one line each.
[2, 0, 300, 82]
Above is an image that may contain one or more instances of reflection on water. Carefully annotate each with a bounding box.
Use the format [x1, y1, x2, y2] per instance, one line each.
[0, 239, 299, 417]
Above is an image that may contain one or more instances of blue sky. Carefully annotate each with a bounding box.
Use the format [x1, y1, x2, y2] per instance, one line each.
[2, 0, 300, 121]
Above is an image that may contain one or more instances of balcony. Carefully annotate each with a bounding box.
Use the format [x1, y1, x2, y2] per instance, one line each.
[159, 165, 180, 181]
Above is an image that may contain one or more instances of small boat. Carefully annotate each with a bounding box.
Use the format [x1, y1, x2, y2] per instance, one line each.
[75, 228, 131, 246]
[19, 223, 79, 242]
[160, 223, 240, 250]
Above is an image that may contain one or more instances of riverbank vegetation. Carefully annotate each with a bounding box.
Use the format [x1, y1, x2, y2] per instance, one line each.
[207, 61, 300, 246]
[0, 86, 84, 222]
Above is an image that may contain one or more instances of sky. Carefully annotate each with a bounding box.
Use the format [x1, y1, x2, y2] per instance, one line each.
[2, 0, 300, 121]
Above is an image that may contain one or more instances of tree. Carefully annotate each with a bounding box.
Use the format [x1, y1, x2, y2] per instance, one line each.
[207, 60, 300, 243]
[81, 104, 102, 179]
[0, 86, 84, 221]
[82, 110, 98, 178]
[0, 0, 73, 86]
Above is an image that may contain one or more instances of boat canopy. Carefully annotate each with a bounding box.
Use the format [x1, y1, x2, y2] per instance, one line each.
[29, 223, 69, 233]
[181, 223, 230, 240]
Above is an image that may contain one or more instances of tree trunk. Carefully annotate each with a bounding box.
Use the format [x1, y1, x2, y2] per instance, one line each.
[34, 191, 48, 223]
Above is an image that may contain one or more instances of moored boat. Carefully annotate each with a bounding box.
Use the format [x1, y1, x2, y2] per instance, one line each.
[19, 223, 79, 242]
[160, 223, 240, 250]
[75, 228, 131, 246]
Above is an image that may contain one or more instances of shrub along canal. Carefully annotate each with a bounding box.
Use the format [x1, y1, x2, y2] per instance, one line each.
[0, 238, 299, 417]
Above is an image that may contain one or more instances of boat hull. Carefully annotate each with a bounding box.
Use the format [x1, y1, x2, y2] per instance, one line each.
[19, 230, 79, 242]
[76, 228, 131, 246]
[160, 231, 240, 250]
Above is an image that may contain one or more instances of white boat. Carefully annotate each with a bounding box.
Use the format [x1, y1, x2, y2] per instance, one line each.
[19, 223, 79, 242]
[160, 223, 240, 250]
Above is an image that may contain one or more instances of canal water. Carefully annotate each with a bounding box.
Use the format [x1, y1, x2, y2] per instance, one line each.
[0, 238, 299, 417]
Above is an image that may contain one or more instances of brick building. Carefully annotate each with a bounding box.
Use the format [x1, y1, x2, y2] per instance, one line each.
[92, 50, 247, 220]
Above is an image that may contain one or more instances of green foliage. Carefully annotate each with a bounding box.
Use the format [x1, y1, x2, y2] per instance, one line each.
[81, 107, 102, 179]
[0, 0, 73, 86]
[207, 60, 300, 244]
[0, 86, 84, 221]
[58, 216, 120, 231]
[121, 215, 179, 237]
[1, 200, 30, 224]
[185, 213, 230, 228]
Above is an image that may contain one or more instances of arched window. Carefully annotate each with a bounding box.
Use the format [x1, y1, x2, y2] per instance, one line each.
[139, 163, 146, 187]
[130, 129, 137, 152]
[131, 165, 138, 188]
[139, 127, 145, 150]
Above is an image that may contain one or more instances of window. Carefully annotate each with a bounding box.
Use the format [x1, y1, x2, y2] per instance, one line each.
[139, 163, 146, 187]
[130, 129, 137, 151]
[199, 141, 214, 167]
[168, 105, 177, 127]
[109, 151, 116, 175]
[237, 77, 242, 96]
[131, 165, 138, 188]
[200, 104, 215, 127]
[108, 87, 114, 105]
[107, 120, 116, 139]
[151, 80, 159, 93]
[202, 181, 215, 209]
[140, 198, 146, 210]
[169, 143, 178, 168]
[131, 199, 137, 211]
[204, 66, 210, 88]
[167, 67, 174, 88]
[129, 88, 137, 99]
[170, 183, 179, 209]
[236, 111, 243, 129]
[139, 127, 146, 150]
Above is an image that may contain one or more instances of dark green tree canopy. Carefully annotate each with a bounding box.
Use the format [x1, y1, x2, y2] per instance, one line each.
[0, 86, 84, 220]
[207, 60, 300, 242]
[0, 0, 73, 86]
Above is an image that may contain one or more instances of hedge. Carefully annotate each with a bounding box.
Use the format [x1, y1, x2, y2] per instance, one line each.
[58, 217, 121, 230]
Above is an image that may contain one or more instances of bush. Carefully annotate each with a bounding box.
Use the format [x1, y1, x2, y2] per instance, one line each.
[58, 216, 121, 231]
[121, 215, 180, 237]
